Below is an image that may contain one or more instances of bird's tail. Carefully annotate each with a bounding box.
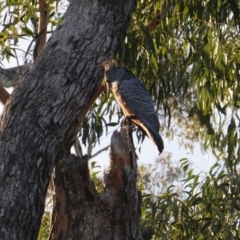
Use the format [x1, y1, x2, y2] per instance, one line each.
[148, 128, 164, 154]
[134, 122, 164, 154]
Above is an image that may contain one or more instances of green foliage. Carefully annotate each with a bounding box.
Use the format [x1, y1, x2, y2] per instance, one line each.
[38, 197, 52, 240]
[140, 159, 240, 239]
[90, 161, 104, 193]
[0, 0, 66, 62]
[119, 0, 240, 155]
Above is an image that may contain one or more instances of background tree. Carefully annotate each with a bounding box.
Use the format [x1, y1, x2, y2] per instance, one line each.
[0, 0, 240, 239]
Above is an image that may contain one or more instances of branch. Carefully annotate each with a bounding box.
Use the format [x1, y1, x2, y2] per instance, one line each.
[13, 49, 23, 77]
[34, 0, 47, 60]
[0, 86, 10, 105]
[90, 145, 109, 159]
[73, 137, 83, 157]
[145, 1, 167, 33]
[73, 83, 106, 138]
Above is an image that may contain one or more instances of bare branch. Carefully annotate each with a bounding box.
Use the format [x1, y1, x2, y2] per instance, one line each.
[25, 39, 35, 59]
[73, 137, 83, 157]
[13, 49, 22, 76]
[73, 83, 106, 139]
[34, 0, 47, 60]
[90, 145, 109, 159]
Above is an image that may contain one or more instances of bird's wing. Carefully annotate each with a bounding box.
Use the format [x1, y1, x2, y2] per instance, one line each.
[118, 76, 160, 129]
[118, 77, 164, 153]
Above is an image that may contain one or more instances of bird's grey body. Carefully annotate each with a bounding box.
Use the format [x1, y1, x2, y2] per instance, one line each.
[102, 63, 164, 154]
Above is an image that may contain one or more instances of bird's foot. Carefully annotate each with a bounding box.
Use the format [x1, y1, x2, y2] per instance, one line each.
[121, 116, 133, 128]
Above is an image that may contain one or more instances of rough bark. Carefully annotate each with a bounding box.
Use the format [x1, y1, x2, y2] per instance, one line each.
[49, 126, 142, 240]
[0, 0, 136, 239]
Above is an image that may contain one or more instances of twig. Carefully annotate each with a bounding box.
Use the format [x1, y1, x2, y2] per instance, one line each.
[90, 145, 110, 159]
[13, 48, 22, 76]
[25, 39, 35, 59]
[74, 83, 106, 136]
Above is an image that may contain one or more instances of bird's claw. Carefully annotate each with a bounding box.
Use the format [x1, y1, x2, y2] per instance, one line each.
[121, 116, 132, 128]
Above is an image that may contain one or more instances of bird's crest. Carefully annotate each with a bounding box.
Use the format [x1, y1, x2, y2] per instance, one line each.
[101, 59, 118, 72]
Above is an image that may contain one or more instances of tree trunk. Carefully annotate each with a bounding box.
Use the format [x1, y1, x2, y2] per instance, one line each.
[0, 0, 136, 239]
[49, 126, 142, 240]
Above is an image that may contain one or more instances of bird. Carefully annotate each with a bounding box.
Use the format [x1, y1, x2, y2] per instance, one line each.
[101, 60, 164, 154]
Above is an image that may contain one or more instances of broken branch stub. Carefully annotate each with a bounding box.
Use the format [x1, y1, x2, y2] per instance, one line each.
[50, 127, 142, 240]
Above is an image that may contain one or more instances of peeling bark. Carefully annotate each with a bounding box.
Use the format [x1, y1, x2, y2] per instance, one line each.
[0, 0, 136, 239]
[50, 127, 142, 240]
